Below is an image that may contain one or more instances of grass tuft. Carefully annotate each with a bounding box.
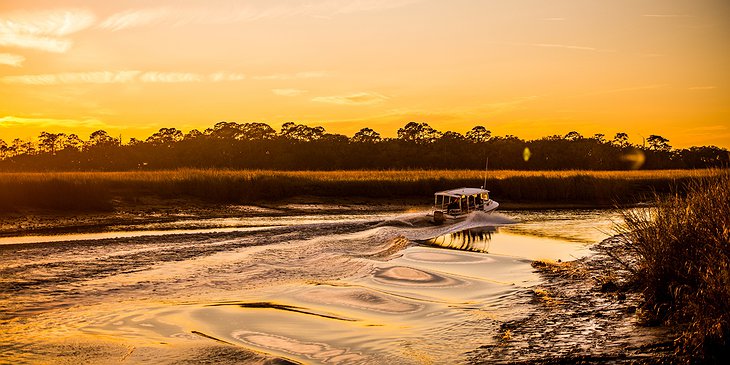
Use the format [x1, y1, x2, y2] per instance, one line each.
[619, 171, 730, 363]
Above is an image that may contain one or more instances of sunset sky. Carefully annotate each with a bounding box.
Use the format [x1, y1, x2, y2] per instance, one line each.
[1, 0, 728, 148]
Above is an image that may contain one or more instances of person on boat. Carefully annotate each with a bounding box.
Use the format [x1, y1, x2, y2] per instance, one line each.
[475, 194, 483, 207]
[447, 198, 459, 212]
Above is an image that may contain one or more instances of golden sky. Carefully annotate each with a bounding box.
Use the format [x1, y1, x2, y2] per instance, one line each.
[1, 0, 729, 148]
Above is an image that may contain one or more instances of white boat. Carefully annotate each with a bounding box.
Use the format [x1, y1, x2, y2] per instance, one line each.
[429, 187, 499, 224]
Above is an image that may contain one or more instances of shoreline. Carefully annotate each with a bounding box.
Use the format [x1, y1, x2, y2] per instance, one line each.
[469, 235, 676, 364]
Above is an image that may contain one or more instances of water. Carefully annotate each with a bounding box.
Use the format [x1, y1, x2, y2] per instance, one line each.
[0, 209, 622, 364]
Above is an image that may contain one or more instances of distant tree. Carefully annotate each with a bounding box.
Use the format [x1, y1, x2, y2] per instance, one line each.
[647, 135, 671, 152]
[397, 122, 442, 144]
[128, 138, 144, 146]
[465, 126, 491, 143]
[592, 133, 606, 144]
[62, 134, 84, 151]
[564, 131, 583, 141]
[184, 129, 203, 140]
[38, 132, 67, 155]
[541, 134, 563, 141]
[0, 139, 7, 159]
[12, 138, 36, 156]
[612, 132, 631, 148]
[351, 127, 382, 143]
[239, 122, 276, 140]
[321, 133, 349, 143]
[440, 131, 465, 141]
[10, 138, 23, 156]
[205, 121, 243, 139]
[280, 122, 325, 141]
[146, 128, 183, 146]
[86, 130, 119, 149]
[678, 146, 730, 168]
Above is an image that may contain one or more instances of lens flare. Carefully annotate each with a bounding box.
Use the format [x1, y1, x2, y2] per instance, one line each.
[620, 148, 645, 170]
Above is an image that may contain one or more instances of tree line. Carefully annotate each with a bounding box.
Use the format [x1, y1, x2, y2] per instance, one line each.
[0, 121, 727, 171]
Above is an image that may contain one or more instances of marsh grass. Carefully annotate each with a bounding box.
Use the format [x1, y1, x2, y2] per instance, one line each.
[0, 169, 723, 212]
[619, 172, 730, 363]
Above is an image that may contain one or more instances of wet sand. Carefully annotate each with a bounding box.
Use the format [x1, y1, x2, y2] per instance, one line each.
[0, 205, 671, 364]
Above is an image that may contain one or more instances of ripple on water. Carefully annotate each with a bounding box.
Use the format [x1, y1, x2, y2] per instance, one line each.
[372, 266, 467, 288]
[402, 250, 495, 264]
[231, 330, 366, 363]
[292, 286, 424, 315]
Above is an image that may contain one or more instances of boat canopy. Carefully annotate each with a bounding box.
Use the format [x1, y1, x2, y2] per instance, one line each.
[434, 187, 490, 198]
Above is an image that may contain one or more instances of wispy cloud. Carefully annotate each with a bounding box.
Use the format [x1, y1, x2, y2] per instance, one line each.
[642, 14, 690, 18]
[532, 43, 602, 52]
[273, 88, 307, 96]
[99, 1, 423, 29]
[0, 53, 25, 67]
[253, 71, 328, 80]
[0, 115, 107, 129]
[99, 8, 168, 31]
[582, 84, 668, 96]
[0, 9, 95, 53]
[210, 72, 246, 81]
[0, 71, 250, 85]
[1, 71, 141, 85]
[688, 86, 716, 90]
[139, 72, 203, 83]
[312, 92, 389, 105]
[492, 41, 612, 53]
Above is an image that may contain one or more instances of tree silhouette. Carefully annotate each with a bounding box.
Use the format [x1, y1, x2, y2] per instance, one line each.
[0, 139, 7, 159]
[87, 130, 118, 149]
[38, 132, 67, 155]
[184, 129, 203, 140]
[239, 122, 276, 140]
[0, 121, 727, 171]
[465, 126, 491, 143]
[146, 128, 184, 146]
[647, 135, 671, 152]
[440, 131, 466, 141]
[564, 131, 583, 141]
[351, 128, 382, 143]
[63, 134, 84, 151]
[205, 121, 244, 139]
[280, 122, 325, 141]
[612, 132, 631, 148]
[397, 122, 442, 143]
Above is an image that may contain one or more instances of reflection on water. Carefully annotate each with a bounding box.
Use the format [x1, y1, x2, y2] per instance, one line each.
[0, 208, 621, 364]
[425, 227, 494, 252]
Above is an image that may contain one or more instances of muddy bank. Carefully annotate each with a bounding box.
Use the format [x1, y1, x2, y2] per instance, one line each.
[468, 236, 676, 364]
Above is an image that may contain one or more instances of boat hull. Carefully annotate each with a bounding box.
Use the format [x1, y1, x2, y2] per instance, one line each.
[430, 200, 499, 224]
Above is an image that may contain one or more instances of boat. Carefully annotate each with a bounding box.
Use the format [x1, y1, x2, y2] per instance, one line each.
[429, 187, 499, 224]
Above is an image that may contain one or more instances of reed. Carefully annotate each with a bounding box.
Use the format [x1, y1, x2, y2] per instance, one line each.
[619, 172, 730, 363]
[0, 169, 723, 212]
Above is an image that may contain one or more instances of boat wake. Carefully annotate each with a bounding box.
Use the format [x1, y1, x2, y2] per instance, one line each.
[6, 209, 596, 364]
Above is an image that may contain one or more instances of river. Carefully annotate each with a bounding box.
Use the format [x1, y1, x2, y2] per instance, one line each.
[0, 208, 623, 364]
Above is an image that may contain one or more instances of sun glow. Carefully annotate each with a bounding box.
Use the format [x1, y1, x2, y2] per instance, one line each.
[0, 0, 728, 148]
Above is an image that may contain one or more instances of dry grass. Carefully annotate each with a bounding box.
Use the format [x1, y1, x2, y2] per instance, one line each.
[0, 169, 724, 212]
[619, 171, 730, 363]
